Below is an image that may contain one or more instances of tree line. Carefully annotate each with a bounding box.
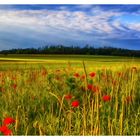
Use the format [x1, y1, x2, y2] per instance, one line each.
[0, 45, 140, 57]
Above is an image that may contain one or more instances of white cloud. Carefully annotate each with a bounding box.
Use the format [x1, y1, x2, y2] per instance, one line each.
[127, 23, 140, 31]
[0, 7, 124, 36]
[0, 6, 140, 50]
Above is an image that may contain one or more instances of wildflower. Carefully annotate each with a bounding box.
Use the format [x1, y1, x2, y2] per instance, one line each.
[89, 72, 96, 78]
[3, 117, 16, 126]
[87, 84, 99, 93]
[73, 73, 80, 78]
[102, 95, 111, 102]
[0, 125, 8, 133]
[92, 86, 99, 93]
[11, 84, 17, 90]
[71, 100, 79, 108]
[87, 84, 93, 90]
[3, 129, 12, 136]
[0, 125, 12, 136]
[64, 94, 72, 101]
[81, 74, 85, 80]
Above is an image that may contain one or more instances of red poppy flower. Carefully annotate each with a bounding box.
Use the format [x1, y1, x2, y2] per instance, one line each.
[87, 84, 99, 93]
[87, 84, 93, 90]
[92, 86, 99, 93]
[89, 72, 96, 78]
[81, 75, 85, 80]
[73, 73, 80, 78]
[71, 100, 79, 108]
[0, 125, 8, 133]
[64, 94, 72, 101]
[102, 95, 111, 102]
[3, 117, 16, 126]
[3, 129, 12, 136]
[0, 125, 12, 136]
[11, 84, 17, 89]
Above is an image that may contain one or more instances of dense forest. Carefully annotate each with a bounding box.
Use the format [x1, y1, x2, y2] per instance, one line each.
[0, 45, 140, 57]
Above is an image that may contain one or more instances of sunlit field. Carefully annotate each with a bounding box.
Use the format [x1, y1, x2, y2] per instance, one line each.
[0, 55, 140, 135]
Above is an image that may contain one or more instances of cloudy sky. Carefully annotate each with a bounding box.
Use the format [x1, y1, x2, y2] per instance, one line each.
[0, 5, 140, 50]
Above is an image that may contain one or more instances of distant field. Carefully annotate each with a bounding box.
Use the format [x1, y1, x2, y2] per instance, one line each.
[0, 54, 140, 71]
[0, 54, 140, 61]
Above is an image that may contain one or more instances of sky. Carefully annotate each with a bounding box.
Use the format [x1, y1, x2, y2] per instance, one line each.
[0, 5, 140, 51]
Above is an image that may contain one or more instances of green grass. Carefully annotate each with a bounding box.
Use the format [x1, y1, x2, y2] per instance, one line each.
[1, 54, 140, 61]
[0, 55, 140, 135]
[0, 54, 140, 71]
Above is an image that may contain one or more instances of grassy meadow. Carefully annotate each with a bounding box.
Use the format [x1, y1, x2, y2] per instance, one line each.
[0, 54, 140, 135]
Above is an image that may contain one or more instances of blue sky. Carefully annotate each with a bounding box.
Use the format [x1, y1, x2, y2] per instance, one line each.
[0, 5, 140, 50]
